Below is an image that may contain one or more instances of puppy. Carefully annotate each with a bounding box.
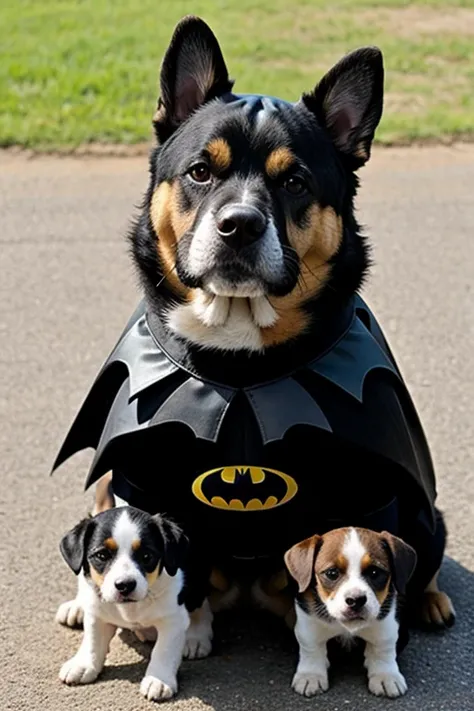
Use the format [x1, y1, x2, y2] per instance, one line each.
[284, 527, 417, 699]
[57, 506, 189, 702]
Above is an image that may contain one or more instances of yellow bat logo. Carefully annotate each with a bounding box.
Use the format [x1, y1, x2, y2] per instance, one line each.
[192, 466, 298, 511]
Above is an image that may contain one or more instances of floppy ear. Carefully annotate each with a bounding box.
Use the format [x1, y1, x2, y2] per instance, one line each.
[59, 518, 91, 575]
[284, 534, 322, 593]
[154, 15, 234, 143]
[302, 47, 384, 166]
[381, 532, 417, 595]
[152, 515, 189, 577]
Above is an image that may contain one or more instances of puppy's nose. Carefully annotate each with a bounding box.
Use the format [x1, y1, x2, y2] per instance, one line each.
[216, 204, 267, 250]
[345, 594, 367, 611]
[115, 578, 137, 596]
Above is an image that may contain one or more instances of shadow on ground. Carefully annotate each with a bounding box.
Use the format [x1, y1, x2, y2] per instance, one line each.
[97, 557, 474, 711]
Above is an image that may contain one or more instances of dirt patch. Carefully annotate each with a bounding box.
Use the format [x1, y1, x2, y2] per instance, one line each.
[365, 7, 474, 37]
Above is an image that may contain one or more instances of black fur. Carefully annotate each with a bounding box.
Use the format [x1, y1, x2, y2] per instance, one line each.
[128, 17, 383, 351]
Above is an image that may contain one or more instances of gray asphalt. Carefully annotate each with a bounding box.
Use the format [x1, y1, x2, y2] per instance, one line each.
[1, 145, 473, 711]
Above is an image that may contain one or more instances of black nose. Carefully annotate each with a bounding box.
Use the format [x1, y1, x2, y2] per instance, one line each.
[345, 594, 367, 611]
[115, 578, 137, 595]
[216, 204, 267, 250]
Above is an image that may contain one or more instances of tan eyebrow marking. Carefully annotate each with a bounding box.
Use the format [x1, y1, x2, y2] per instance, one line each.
[265, 147, 295, 178]
[103, 537, 118, 551]
[206, 138, 232, 172]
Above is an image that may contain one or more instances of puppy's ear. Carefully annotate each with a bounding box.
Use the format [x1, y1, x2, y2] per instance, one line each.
[284, 534, 322, 593]
[381, 532, 417, 595]
[59, 518, 91, 575]
[152, 515, 189, 577]
[301, 47, 384, 167]
[154, 15, 234, 143]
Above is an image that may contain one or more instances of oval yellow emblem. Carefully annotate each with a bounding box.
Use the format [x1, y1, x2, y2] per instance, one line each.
[192, 466, 298, 511]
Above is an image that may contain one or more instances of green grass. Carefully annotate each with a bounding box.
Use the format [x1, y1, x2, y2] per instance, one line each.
[1, 0, 474, 149]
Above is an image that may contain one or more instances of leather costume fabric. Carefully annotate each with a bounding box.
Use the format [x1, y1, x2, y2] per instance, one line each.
[52, 294, 438, 562]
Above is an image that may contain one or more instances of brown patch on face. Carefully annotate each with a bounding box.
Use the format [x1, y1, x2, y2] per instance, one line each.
[90, 565, 105, 588]
[150, 181, 197, 296]
[265, 147, 295, 179]
[207, 138, 232, 173]
[103, 537, 118, 552]
[146, 566, 159, 586]
[131, 539, 141, 552]
[262, 205, 342, 347]
[357, 529, 392, 604]
[314, 528, 350, 601]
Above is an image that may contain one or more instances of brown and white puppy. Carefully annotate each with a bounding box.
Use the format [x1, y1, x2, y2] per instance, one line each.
[284, 527, 417, 699]
[57, 507, 189, 702]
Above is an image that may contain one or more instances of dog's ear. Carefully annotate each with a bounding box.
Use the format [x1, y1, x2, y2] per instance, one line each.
[152, 514, 189, 577]
[381, 531, 417, 595]
[284, 534, 322, 593]
[302, 47, 384, 167]
[59, 518, 92, 575]
[154, 15, 233, 143]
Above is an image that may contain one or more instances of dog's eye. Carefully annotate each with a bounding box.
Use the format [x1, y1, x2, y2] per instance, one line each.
[324, 567, 340, 581]
[366, 566, 383, 579]
[141, 551, 153, 564]
[283, 175, 307, 196]
[188, 162, 211, 183]
[94, 550, 110, 563]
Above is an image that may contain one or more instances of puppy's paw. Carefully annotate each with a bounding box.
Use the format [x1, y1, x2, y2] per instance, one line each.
[421, 591, 456, 630]
[140, 675, 176, 702]
[292, 671, 329, 696]
[183, 632, 212, 660]
[369, 671, 407, 698]
[56, 599, 84, 629]
[59, 656, 100, 685]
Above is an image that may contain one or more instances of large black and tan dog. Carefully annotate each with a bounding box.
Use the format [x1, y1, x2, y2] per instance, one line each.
[54, 15, 454, 665]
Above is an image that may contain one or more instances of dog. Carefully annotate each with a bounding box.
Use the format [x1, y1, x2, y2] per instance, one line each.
[284, 527, 417, 698]
[56, 506, 190, 702]
[53, 14, 455, 666]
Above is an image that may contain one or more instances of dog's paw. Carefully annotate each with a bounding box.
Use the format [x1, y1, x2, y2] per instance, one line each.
[140, 675, 176, 702]
[183, 632, 212, 660]
[59, 656, 100, 685]
[369, 671, 407, 698]
[421, 591, 456, 630]
[56, 599, 84, 629]
[292, 671, 329, 696]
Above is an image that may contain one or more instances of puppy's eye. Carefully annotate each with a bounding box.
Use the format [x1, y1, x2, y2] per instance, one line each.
[366, 566, 383, 579]
[323, 567, 340, 581]
[93, 550, 110, 563]
[283, 175, 307, 196]
[141, 551, 153, 564]
[188, 162, 211, 183]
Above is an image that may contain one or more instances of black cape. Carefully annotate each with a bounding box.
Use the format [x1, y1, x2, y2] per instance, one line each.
[52, 295, 437, 560]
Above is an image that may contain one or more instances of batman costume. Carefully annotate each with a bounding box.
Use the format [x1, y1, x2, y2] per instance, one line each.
[52, 290, 444, 596]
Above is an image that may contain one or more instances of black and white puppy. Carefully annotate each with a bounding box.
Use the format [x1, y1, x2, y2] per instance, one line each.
[57, 506, 189, 702]
[284, 527, 417, 699]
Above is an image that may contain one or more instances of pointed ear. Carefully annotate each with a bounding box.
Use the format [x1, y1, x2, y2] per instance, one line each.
[302, 47, 384, 166]
[284, 534, 322, 593]
[59, 518, 92, 575]
[152, 515, 189, 577]
[154, 15, 233, 143]
[381, 532, 417, 595]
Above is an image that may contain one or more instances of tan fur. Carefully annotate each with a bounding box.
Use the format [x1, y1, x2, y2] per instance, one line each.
[265, 147, 295, 178]
[262, 205, 342, 347]
[358, 535, 392, 605]
[150, 181, 196, 296]
[92, 472, 114, 515]
[421, 572, 455, 626]
[90, 565, 105, 588]
[131, 539, 141, 551]
[146, 566, 159, 587]
[103, 538, 118, 551]
[207, 138, 232, 172]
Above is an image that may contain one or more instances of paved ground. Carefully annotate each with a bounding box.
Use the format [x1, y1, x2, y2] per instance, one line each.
[1, 144, 473, 711]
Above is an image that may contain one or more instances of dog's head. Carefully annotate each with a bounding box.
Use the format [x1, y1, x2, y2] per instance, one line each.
[59, 507, 188, 604]
[285, 527, 416, 631]
[132, 16, 384, 350]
